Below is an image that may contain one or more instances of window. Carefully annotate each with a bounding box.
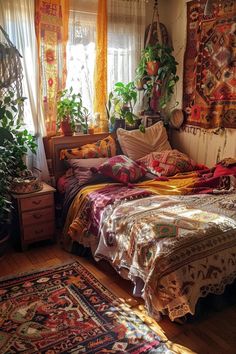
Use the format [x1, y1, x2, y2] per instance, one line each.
[66, 0, 146, 116]
[66, 5, 97, 115]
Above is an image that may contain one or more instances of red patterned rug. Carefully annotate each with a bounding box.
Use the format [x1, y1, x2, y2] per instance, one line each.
[0, 262, 170, 353]
[183, 0, 236, 129]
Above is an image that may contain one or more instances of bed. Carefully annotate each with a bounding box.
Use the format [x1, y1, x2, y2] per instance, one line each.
[50, 127, 236, 322]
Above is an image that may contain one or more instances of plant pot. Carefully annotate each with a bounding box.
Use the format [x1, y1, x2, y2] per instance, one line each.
[114, 118, 126, 131]
[146, 61, 159, 76]
[126, 118, 142, 131]
[60, 120, 73, 136]
[109, 118, 126, 132]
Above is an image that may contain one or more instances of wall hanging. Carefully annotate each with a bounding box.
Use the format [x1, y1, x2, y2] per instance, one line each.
[183, 0, 236, 129]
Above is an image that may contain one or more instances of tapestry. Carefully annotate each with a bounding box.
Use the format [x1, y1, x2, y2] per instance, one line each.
[35, 0, 68, 136]
[0, 262, 170, 353]
[183, 0, 236, 129]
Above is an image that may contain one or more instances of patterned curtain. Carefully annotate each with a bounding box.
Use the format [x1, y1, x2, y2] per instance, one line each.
[93, 0, 108, 132]
[35, 0, 69, 136]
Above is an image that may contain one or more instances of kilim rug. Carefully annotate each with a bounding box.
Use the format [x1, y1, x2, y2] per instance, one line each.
[0, 262, 171, 353]
[183, 0, 236, 129]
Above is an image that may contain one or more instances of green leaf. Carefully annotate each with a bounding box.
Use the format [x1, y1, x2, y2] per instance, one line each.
[4, 96, 11, 104]
[139, 124, 145, 133]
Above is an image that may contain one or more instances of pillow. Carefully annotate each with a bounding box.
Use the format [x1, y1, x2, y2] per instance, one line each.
[60, 135, 116, 160]
[116, 121, 171, 160]
[57, 172, 73, 194]
[67, 158, 109, 185]
[73, 166, 110, 186]
[93, 155, 146, 184]
[138, 149, 202, 177]
[68, 157, 108, 170]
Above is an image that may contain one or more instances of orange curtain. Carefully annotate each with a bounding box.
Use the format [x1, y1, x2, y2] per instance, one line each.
[93, 0, 108, 131]
[35, 0, 69, 136]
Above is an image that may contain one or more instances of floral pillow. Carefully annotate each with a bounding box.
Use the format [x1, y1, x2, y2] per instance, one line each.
[60, 135, 116, 160]
[93, 155, 146, 184]
[138, 149, 204, 177]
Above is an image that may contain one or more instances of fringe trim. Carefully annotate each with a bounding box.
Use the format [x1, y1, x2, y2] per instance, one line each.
[181, 124, 225, 135]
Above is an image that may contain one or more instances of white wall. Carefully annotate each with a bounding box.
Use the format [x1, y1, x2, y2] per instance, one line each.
[156, 0, 236, 167]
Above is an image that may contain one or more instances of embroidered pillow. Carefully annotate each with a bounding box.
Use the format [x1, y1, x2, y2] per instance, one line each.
[94, 155, 146, 184]
[116, 121, 171, 160]
[138, 149, 203, 177]
[60, 135, 116, 160]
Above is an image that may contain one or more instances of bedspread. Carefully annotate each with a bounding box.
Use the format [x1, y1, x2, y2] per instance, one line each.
[62, 171, 236, 320]
[95, 194, 236, 320]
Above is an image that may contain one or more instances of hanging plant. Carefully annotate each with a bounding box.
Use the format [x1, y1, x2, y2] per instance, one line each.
[135, 44, 179, 110]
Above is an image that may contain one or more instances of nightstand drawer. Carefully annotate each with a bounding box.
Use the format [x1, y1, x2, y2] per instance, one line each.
[21, 194, 54, 212]
[23, 221, 54, 241]
[22, 207, 54, 226]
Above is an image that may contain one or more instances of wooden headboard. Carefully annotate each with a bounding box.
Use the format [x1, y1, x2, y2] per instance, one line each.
[49, 132, 115, 181]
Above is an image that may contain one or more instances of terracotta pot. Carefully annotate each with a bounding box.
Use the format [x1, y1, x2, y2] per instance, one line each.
[146, 61, 159, 76]
[60, 120, 73, 136]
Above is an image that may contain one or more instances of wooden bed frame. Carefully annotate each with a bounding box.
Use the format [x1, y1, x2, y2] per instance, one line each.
[48, 132, 114, 181]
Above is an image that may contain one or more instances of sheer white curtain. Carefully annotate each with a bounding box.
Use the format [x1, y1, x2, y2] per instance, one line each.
[67, 0, 146, 115]
[0, 0, 50, 182]
[107, 0, 146, 92]
[66, 1, 97, 116]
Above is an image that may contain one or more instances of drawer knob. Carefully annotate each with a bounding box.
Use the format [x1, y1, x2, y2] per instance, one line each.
[35, 229, 43, 234]
[32, 200, 41, 205]
[33, 213, 42, 219]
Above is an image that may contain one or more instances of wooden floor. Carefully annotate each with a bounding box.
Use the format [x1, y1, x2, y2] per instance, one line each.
[1, 241, 236, 354]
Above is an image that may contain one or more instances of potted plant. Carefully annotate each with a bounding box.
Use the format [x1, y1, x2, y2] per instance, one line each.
[135, 44, 179, 112]
[135, 45, 160, 85]
[0, 92, 37, 254]
[0, 144, 14, 256]
[143, 45, 160, 76]
[56, 87, 89, 136]
[107, 82, 140, 131]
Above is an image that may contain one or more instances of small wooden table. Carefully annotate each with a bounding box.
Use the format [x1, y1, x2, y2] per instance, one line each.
[11, 183, 56, 251]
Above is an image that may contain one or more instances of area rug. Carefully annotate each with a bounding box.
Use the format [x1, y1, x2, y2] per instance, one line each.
[183, 0, 236, 129]
[0, 262, 170, 353]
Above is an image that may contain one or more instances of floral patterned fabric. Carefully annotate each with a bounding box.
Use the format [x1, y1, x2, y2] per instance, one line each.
[60, 135, 116, 160]
[35, 0, 69, 136]
[138, 149, 205, 177]
[95, 155, 146, 184]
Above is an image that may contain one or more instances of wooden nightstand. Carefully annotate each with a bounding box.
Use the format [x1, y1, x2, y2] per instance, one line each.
[12, 183, 56, 250]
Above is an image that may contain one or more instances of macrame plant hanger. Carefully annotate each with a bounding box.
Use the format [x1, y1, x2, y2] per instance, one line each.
[0, 25, 23, 101]
[144, 0, 162, 48]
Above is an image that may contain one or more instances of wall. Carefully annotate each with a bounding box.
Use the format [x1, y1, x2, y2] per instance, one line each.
[156, 0, 236, 167]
